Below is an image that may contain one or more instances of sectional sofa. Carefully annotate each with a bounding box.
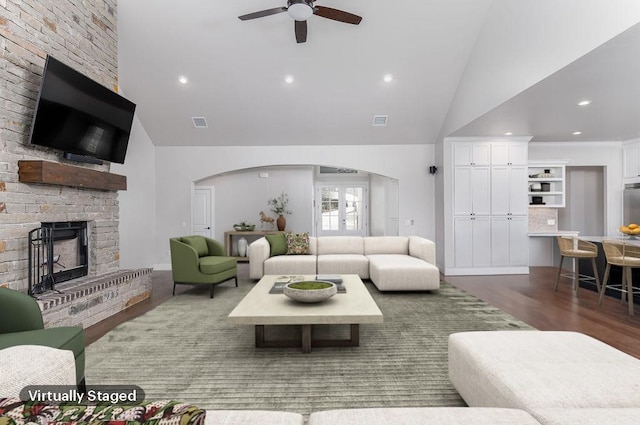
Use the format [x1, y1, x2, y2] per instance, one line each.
[249, 235, 440, 291]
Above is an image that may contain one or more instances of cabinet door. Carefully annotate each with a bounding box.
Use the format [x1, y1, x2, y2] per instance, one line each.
[472, 217, 492, 267]
[454, 166, 491, 215]
[491, 166, 527, 215]
[491, 143, 527, 165]
[508, 144, 528, 165]
[509, 166, 528, 215]
[454, 217, 473, 267]
[491, 216, 528, 266]
[454, 216, 491, 267]
[624, 144, 640, 178]
[508, 216, 529, 266]
[490, 217, 511, 266]
[453, 143, 491, 165]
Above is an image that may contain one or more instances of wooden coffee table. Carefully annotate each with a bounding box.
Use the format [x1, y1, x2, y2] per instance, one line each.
[228, 274, 383, 353]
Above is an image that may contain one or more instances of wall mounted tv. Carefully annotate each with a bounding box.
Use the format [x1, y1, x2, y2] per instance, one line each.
[28, 55, 136, 164]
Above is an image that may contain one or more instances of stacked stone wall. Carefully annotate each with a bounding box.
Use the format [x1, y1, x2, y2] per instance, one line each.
[0, 0, 120, 293]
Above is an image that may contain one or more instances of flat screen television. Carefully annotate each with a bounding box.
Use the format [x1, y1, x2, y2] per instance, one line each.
[28, 55, 136, 164]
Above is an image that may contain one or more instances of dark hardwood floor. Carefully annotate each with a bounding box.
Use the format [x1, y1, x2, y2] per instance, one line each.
[84, 265, 640, 358]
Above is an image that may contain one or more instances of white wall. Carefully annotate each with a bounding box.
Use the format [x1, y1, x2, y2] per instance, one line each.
[111, 116, 157, 269]
[528, 142, 624, 236]
[197, 166, 315, 241]
[440, 0, 640, 138]
[152, 144, 435, 268]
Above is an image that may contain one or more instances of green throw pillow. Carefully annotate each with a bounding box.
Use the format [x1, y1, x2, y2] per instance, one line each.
[182, 236, 208, 257]
[285, 232, 310, 255]
[265, 233, 288, 256]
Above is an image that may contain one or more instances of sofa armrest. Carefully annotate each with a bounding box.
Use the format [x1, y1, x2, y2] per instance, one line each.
[409, 236, 436, 265]
[249, 237, 271, 280]
[170, 238, 201, 281]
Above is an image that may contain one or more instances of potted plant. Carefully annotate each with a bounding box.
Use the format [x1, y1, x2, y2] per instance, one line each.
[268, 191, 292, 231]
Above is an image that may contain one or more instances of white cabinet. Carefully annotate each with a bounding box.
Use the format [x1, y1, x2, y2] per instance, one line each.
[491, 143, 528, 165]
[491, 166, 528, 215]
[527, 164, 565, 207]
[624, 143, 640, 180]
[491, 216, 528, 266]
[453, 142, 491, 166]
[453, 166, 491, 216]
[454, 216, 491, 268]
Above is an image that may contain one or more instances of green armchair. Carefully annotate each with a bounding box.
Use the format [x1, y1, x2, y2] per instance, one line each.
[170, 236, 238, 298]
[0, 287, 85, 391]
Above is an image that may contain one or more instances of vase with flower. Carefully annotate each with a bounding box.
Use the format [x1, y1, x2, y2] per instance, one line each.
[268, 191, 292, 231]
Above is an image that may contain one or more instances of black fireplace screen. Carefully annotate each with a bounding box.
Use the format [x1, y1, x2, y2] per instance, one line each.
[28, 221, 88, 295]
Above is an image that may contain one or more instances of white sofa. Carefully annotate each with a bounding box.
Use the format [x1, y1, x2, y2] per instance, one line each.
[249, 235, 440, 291]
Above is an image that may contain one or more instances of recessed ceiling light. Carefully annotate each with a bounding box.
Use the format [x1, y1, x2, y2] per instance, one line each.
[178, 75, 189, 85]
[383, 74, 393, 83]
[505, 132, 513, 136]
[572, 131, 582, 135]
[284, 75, 294, 84]
[577, 100, 591, 106]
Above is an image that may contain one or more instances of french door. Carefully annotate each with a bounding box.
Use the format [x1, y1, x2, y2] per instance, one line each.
[316, 184, 368, 236]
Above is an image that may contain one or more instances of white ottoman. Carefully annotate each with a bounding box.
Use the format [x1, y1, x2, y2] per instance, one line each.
[309, 407, 541, 425]
[448, 331, 640, 410]
[0, 345, 76, 398]
[531, 408, 640, 425]
[205, 410, 304, 425]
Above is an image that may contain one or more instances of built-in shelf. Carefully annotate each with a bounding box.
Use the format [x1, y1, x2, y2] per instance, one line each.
[527, 163, 566, 207]
[18, 160, 127, 191]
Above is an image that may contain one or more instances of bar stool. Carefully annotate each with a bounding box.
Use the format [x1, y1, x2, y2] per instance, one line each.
[599, 240, 640, 316]
[554, 236, 601, 295]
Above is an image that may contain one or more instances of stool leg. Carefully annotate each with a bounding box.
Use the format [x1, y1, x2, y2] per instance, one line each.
[554, 256, 565, 291]
[591, 257, 601, 293]
[574, 258, 580, 295]
[627, 267, 634, 316]
[598, 263, 611, 306]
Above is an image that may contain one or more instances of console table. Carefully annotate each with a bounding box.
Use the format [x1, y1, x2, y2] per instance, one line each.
[224, 230, 282, 262]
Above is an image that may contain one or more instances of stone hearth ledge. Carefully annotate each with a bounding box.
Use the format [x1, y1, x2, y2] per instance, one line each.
[35, 268, 153, 329]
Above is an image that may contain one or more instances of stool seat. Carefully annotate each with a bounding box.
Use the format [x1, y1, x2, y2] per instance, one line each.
[599, 240, 640, 315]
[554, 236, 600, 295]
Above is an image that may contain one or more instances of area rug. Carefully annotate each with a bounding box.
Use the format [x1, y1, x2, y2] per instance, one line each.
[85, 280, 534, 415]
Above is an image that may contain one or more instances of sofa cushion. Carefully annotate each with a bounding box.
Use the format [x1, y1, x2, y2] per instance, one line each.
[285, 232, 311, 255]
[308, 407, 541, 425]
[265, 255, 317, 276]
[530, 408, 640, 425]
[199, 256, 237, 274]
[266, 233, 288, 256]
[317, 254, 369, 279]
[205, 410, 304, 425]
[368, 254, 440, 291]
[317, 237, 364, 255]
[182, 236, 208, 257]
[448, 331, 640, 410]
[364, 236, 409, 255]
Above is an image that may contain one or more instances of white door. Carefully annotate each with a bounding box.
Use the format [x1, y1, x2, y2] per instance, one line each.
[193, 187, 213, 237]
[316, 184, 368, 236]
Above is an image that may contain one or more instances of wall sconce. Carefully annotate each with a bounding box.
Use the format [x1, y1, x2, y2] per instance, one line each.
[429, 166, 438, 175]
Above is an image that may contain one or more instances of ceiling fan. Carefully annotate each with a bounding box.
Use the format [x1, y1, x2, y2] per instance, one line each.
[238, 0, 362, 44]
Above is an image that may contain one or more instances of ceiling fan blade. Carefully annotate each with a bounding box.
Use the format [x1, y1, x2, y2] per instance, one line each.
[238, 7, 287, 21]
[295, 20, 307, 43]
[314, 6, 362, 25]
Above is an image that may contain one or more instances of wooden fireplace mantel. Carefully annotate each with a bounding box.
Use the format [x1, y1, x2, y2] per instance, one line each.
[18, 160, 127, 191]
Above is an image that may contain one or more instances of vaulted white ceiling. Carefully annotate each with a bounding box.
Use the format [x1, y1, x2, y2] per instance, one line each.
[117, 1, 640, 146]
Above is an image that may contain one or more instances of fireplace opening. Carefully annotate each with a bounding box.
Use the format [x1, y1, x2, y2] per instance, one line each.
[28, 221, 89, 295]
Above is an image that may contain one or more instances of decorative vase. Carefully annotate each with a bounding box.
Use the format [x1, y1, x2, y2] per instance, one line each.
[237, 237, 248, 257]
[276, 214, 286, 231]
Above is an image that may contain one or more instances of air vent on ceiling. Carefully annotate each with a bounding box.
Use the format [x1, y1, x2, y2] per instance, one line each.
[192, 117, 208, 128]
[372, 115, 388, 127]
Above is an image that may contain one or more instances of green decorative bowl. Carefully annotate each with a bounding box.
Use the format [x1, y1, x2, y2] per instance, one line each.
[234, 224, 255, 231]
[283, 281, 337, 303]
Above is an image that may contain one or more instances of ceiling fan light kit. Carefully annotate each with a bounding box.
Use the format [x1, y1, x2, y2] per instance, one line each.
[287, 0, 313, 21]
[238, 0, 362, 43]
